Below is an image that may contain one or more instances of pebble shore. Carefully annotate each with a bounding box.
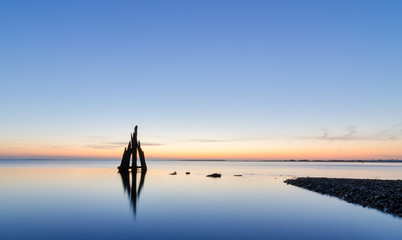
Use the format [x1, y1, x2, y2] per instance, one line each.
[284, 177, 402, 218]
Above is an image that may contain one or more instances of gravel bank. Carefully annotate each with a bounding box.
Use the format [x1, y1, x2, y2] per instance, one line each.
[284, 177, 402, 218]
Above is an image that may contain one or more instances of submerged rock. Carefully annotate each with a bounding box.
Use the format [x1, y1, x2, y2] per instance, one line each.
[207, 173, 221, 178]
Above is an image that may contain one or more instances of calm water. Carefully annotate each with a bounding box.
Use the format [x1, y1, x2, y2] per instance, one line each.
[0, 160, 401, 240]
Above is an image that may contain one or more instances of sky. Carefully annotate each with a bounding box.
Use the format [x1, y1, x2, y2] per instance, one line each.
[1, 0, 402, 160]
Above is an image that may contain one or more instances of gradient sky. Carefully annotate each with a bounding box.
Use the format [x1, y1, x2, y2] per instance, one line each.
[1, 0, 402, 160]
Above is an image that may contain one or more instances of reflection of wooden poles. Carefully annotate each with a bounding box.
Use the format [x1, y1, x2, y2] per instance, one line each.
[119, 170, 130, 195]
[119, 170, 146, 217]
[138, 169, 146, 199]
[131, 169, 137, 214]
[118, 125, 147, 172]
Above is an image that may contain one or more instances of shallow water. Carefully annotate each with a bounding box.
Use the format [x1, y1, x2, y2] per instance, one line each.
[0, 160, 401, 239]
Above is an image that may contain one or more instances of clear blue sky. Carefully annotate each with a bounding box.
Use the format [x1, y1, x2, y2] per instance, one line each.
[1, 1, 402, 160]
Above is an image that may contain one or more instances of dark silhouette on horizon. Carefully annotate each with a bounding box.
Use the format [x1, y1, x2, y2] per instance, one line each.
[118, 125, 147, 172]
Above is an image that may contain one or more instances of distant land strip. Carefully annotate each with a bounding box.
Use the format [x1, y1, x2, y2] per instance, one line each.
[285, 177, 402, 218]
[0, 159, 402, 163]
[179, 159, 402, 163]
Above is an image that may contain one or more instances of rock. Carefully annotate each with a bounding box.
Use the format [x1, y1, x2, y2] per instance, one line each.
[284, 177, 402, 218]
[207, 173, 221, 178]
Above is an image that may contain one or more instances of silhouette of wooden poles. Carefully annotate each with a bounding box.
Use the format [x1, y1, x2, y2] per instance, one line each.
[137, 170, 146, 199]
[118, 125, 147, 172]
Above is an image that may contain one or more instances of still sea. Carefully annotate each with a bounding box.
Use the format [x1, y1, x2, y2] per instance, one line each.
[0, 160, 401, 240]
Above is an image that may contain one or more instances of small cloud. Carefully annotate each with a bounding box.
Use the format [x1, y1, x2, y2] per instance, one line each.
[303, 123, 402, 142]
[43, 145, 72, 150]
[85, 144, 118, 150]
[85, 141, 165, 149]
[377, 122, 402, 141]
[378, 122, 402, 135]
[299, 122, 402, 141]
[187, 138, 233, 143]
[83, 135, 109, 139]
[378, 154, 402, 159]
[143, 135, 244, 144]
[84, 141, 128, 150]
[314, 127, 358, 141]
[141, 143, 164, 146]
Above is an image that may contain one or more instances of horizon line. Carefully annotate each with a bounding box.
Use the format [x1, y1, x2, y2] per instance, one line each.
[0, 158, 401, 163]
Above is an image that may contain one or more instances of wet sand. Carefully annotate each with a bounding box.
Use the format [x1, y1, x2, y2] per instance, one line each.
[285, 177, 402, 217]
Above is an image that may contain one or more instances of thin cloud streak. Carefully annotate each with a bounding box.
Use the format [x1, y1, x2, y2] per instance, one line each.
[43, 145, 73, 150]
[84, 141, 128, 150]
[144, 135, 245, 144]
[85, 141, 165, 149]
[380, 154, 402, 159]
[140, 143, 164, 146]
[187, 138, 237, 143]
[302, 123, 402, 141]
[317, 127, 358, 141]
[379, 122, 402, 135]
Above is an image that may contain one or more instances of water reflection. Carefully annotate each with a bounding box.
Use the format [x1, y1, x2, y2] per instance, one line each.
[119, 170, 146, 217]
[0, 161, 401, 239]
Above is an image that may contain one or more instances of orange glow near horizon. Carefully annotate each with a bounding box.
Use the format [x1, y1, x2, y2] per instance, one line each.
[1, 138, 401, 160]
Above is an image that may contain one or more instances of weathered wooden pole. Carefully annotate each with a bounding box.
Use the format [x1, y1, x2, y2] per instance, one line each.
[118, 148, 125, 171]
[138, 141, 147, 172]
[131, 126, 138, 170]
[118, 140, 131, 171]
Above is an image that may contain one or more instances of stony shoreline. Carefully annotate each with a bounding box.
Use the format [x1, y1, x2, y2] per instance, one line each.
[284, 177, 402, 218]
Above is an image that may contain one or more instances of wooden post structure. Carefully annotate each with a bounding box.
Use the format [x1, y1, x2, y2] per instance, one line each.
[118, 125, 147, 172]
